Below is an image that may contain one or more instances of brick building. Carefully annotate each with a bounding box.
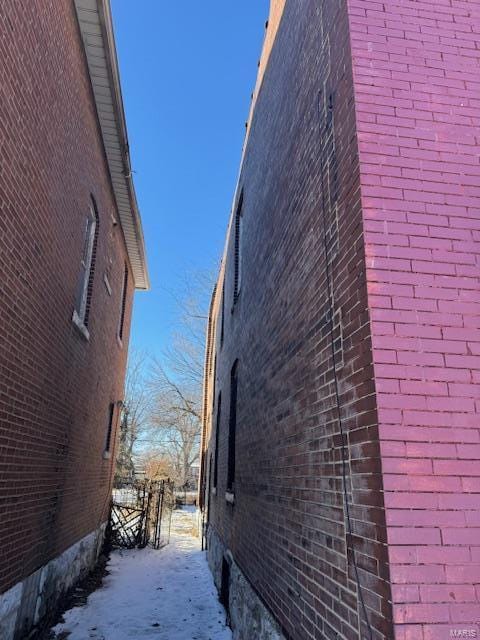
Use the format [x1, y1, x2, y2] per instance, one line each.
[0, 1, 148, 637]
[200, 1, 480, 639]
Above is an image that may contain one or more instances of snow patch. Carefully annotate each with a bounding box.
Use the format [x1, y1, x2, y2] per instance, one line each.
[51, 509, 232, 640]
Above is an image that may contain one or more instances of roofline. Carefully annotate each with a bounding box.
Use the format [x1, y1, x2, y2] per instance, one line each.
[215, 0, 287, 290]
[74, 0, 150, 290]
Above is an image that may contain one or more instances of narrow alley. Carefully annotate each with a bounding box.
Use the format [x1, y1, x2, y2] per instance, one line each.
[2, 2, 480, 639]
[50, 509, 232, 640]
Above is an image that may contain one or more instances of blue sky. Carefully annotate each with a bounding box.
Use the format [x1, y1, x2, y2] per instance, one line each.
[111, 1, 269, 357]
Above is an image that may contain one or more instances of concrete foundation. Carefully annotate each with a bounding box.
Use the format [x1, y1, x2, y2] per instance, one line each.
[0, 523, 106, 640]
[207, 525, 285, 640]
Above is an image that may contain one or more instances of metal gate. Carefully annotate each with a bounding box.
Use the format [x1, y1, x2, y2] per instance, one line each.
[110, 478, 175, 549]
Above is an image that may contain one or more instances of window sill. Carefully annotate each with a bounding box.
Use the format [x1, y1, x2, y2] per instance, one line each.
[72, 310, 90, 341]
[225, 491, 235, 505]
[103, 450, 111, 460]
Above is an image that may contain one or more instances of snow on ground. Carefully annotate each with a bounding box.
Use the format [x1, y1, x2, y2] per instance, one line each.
[51, 508, 232, 640]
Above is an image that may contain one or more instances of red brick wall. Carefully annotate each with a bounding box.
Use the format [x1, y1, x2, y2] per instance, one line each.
[348, 0, 480, 637]
[0, 1, 134, 594]
[205, 2, 393, 638]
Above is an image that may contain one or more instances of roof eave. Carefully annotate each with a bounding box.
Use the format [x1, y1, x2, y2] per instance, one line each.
[74, 0, 150, 290]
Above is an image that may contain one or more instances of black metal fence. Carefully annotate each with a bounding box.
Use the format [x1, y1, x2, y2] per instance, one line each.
[109, 478, 175, 549]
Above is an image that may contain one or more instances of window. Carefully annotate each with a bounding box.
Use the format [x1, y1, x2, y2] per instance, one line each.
[207, 452, 213, 510]
[233, 192, 243, 305]
[220, 281, 225, 347]
[74, 198, 99, 328]
[226, 360, 238, 492]
[212, 355, 217, 404]
[104, 402, 116, 454]
[118, 264, 129, 341]
[213, 393, 221, 490]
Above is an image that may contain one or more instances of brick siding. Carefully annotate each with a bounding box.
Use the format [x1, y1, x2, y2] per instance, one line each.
[204, 2, 393, 638]
[203, 0, 480, 638]
[348, 1, 480, 637]
[0, 1, 134, 594]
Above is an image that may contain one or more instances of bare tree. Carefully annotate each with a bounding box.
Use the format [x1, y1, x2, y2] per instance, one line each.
[115, 348, 153, 481]
[148, 364, 201, 487]
[137, 449, 174, 481]
[148, 268, 215, 488]
[114, 269, 215, 486]
[162, 268, 213, 388]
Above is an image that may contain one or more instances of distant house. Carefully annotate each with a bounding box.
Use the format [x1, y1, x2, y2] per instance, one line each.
[188, 462, 201, 491]
[0, 1, 148, 637]
[200, 1, 480, 639]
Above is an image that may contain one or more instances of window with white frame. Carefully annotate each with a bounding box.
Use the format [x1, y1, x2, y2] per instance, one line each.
[74, 199, 99, 328]
[118, 263, 129, 342]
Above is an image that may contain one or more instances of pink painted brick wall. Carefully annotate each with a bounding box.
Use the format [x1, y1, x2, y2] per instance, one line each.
[347, 0, 480, 637]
